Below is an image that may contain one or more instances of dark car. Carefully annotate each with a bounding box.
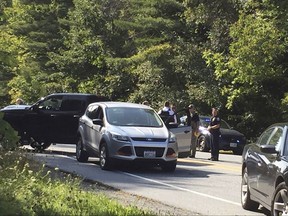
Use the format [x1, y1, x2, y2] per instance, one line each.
[241, 122, 288, 215]
[168, 114, 246, 157]
[0, 93, 108, 150]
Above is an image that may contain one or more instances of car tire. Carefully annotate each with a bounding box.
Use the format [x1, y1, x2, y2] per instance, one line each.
[30, 140, 51, 151]
[76, 137, 89, 162]
[271, 182, 288, 216]
[233, 148, 243, 155]
[241, 167, 259, 211]
[100, 143, 113, 170]
[161, 160, 177, 172]
[197, 135, 209, 152]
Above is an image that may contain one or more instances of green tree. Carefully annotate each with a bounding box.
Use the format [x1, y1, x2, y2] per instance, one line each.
[204, 0, 288, 137]
[171, 0, 239, 114]
[1, 0, 72, 104]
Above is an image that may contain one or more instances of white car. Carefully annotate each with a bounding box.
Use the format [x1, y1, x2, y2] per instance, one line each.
[76, 102, 178, 171]
[168, 113, 246, 156]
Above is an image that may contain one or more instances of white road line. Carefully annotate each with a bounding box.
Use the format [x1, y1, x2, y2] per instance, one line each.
[123, 172, 241, 206]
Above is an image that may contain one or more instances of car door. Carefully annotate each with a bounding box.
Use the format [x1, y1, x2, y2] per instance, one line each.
[84, 105, 104, 154]
[169, 111, 191, 158]
[247, 126, 282, 205]
[24, 95, 63, 143]
[56, 96, 87, 143]
[84, 105, 98, 148]
[257, 126, 284, 206]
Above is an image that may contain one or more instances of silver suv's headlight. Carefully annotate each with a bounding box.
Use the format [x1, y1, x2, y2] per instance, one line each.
[169, 132, 177, 143]
[111, 132, 130, 142]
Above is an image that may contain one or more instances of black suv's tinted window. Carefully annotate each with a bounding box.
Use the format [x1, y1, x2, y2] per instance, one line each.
[38, 96, 62, 111]
[60, 99, 84, 112]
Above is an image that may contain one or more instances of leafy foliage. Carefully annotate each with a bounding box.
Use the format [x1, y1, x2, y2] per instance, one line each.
[0, 112, 19, 150]
[204, 0, 288, 137]
[1, 0, 288, 139]
[0, 150, 154, 216]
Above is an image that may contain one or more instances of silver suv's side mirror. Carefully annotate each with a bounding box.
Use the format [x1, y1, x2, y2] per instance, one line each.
[92, 119, 103, 126]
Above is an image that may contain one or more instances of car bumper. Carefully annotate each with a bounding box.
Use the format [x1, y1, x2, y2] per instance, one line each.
[107, 139, 178, 162]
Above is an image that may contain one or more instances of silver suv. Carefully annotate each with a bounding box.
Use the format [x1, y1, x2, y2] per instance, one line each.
[76, 102, 178, 171]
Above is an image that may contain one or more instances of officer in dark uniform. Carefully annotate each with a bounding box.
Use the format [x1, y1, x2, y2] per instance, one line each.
[208, 107, 221, 161]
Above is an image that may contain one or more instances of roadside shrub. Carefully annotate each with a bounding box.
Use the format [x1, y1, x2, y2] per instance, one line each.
[0, 150, 154, 216]
[0, 112, 19, 150]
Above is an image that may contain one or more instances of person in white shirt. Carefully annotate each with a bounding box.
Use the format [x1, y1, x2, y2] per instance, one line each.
[158, 101, 175, 124]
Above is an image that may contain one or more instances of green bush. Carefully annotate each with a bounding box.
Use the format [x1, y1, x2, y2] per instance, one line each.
[0, 112, 20, 150]
[0, 150, 154, 216]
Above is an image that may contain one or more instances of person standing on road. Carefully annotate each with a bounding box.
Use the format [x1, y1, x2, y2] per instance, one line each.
[208, 107, 221, 161]
[187, 104, 200, 158]
[171, 103, 178, 123]
[158, 101, 174, 124]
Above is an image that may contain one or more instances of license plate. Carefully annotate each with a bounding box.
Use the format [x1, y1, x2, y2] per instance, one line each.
[230, 143, 237, 147]
[144, 151, 156, 158]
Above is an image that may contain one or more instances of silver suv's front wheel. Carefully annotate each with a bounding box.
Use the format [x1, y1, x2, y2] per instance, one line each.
[161, 160, 177, 172]
[100, 143, 113, 170]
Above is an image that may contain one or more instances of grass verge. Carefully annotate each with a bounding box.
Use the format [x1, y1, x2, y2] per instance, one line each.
[0, 149, 155, 216]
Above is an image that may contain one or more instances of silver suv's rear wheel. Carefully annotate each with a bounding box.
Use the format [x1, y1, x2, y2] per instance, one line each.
[76, 137, 88, 162]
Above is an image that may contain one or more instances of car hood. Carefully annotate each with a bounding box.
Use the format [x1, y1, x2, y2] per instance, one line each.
[1, 105, 31, 111]
[199, 126, 244, 137]
[114, 126, 169, 138]
[220, 128, 244, 137]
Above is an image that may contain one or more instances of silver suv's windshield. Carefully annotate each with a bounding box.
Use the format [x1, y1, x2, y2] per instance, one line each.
[106, 107, 163, 127]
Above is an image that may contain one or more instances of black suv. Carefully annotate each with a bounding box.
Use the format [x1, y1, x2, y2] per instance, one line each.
[1, 93, 108, 150]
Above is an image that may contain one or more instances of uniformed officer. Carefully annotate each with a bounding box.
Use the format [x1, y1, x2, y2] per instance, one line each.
[207, 107, 221, 161]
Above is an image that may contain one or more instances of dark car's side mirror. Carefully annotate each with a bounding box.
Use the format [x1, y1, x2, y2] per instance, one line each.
[31, 104, 40, 112]
[260, 145, 278, 154]
[92, 119, 103, 126]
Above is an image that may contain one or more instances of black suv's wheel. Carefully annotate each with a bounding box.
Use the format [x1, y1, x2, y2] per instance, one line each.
[30, 140, 51, 151]
[161, 160, 177, 172]
[233, 148, 243, 155]
[271, 182, 288, 216]
[197, 135, 209, 152]
[100, 143, 113, 170]
[241, 167, 259, 210]
[76, 137, 89, 162]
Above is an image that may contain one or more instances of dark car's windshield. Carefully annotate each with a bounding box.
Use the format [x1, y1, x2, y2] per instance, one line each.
[106, 107, 163, 127]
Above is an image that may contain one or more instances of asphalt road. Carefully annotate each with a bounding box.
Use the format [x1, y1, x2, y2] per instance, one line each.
[26, 144, 268, 216]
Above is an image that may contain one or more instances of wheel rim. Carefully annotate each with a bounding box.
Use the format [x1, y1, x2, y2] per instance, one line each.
[31, 140, 50, 150]
[273, 188, 288, 216]
[100, 145, 106, 167]
[198, 137, 205, 151]
[241, 170, 248, 205]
